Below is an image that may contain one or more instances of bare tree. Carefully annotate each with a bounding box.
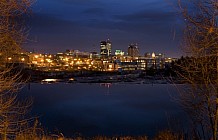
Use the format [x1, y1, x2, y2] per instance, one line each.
[175, 0, 218, 139]
[0, 0, 33, 64]
[0, 0, 35, 139]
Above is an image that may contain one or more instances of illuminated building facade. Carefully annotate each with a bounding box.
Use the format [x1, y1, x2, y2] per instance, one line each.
[100, 39, 111, 57]
[143, 52, 165, 69]
[115, 50, 124, 56]
[128, 43, 139, 57]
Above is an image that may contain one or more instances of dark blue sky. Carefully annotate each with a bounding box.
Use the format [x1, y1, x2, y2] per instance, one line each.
[25, 0, 184, 57]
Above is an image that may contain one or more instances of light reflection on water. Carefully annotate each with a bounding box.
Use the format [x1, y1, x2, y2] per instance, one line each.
[20, 83, 186, 137]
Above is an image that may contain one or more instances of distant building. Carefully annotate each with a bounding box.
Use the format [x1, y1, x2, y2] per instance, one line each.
[100, 39, 112, 57]
[144, 52, 151, 58]
[67, 50, 90, 58]
[115, 50, 124, 56]
[128, 43, 139, 57]
[90, 51, 99, 59]
[120, 62, 138, 71]
[143, 52, 165, 69]
[75, 50, 90, 58]
[145, 52, 164, 59]
[156, 53, 165, 58]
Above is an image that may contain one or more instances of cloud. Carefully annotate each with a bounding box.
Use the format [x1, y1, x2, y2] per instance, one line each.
[26, 0, 182, 57]
[81, 9, 178, 38]
[57, 0, 101, 6]
[114, 9, 177, 23]
[82, 8, 105, 15]
[25, 13, 89, 52]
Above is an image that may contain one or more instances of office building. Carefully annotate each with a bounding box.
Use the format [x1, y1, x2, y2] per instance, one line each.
[128, 43, 139, 57]
[100, 39, 112, 57]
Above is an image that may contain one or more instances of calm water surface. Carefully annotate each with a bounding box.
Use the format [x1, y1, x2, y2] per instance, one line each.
[20, 83, 186, 137]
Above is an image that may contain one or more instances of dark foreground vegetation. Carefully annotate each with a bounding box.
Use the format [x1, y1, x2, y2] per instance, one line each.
[14, 129, 182, 140]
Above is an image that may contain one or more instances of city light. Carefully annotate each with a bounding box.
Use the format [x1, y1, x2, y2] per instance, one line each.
[5, 43, 175, 72]
[34, 55, 39, 58]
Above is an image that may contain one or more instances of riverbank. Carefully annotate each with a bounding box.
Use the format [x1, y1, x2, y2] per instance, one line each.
[25, 69, 175, 84]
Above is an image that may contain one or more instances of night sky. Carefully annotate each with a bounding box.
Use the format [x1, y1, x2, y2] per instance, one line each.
[25, 0, 184, 57]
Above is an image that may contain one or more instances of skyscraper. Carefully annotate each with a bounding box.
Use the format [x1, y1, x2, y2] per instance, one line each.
[128, 43, 139, 57]
[100, 39, 111, 57]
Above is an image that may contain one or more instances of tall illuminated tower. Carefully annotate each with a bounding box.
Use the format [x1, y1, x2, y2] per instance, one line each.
[100, 39, 111, 57]
[128, 43, 139, 57]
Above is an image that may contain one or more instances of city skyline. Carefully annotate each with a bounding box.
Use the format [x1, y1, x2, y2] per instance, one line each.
[25, 0, 184, 58]
[27, 39, 169, 58]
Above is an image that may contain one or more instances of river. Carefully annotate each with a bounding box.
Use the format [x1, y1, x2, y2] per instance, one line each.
[20, 83, 186, 138]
